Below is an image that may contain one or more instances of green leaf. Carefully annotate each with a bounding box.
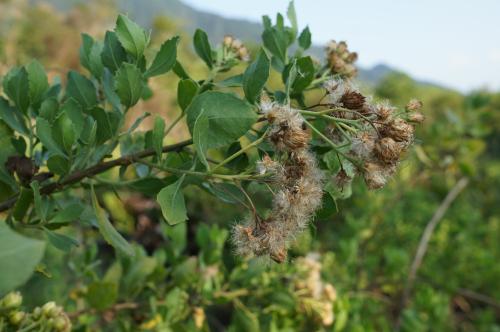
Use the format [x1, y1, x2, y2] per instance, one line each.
[204, 182, 246, 204]
[285, 59, 297, 98]
[216, 74, 243, 88]
[26, 60, 49, 108]
[91, 186, 134, 256]
[12, 188, 33, 222]
[115, 63, 144, 108]
[79, 34, 104, 79]
[0, 97, 28, 135]
[177, 78, 198, 111]
[0, 223, 46, 295]
[62, 98, 85, 138]
[152, 116, 165, 160]
[87, 107, 114, 144]
[192, 109, 210, 169]
[323, 150, 342, 173]
[126, 111, 150, 134]
[2, 67, 30, 113]
[186, 92, 257, 149]
[298, 26, 312, 50]
[262, 27, 288, 63]
[262, 15, 272, 29]
[145, 36, 179, 78]
[316, 191, 338, 219]
[86, 281, 118, 310]
[157, 175, 188, 225]
[80, 117, 97, 146]
[193, 29, 213, 68]
[115, 14, 148, 59]
[36, 117, 66, 157]
[39, 98, 59, 123]
[101, 31, 127, 73]
[243, 49, 270, 104]
[44, 229, 78, 252]
[80, 33, 94, 71]
[287, 1, 298, 39]
[47, 156, 70, 176]
[30, 181, 46, 223]
[103, 68, 122, 111]
[172, 61, 190, 79]
[283, 56, 315, 93]
[50, 203, 84, 224]
[66, 71, 98, 109]
[53, 111, 77, 152]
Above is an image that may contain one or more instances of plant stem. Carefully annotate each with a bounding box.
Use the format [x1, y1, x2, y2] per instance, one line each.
[210, 131, 268, 173]
[164, 112, 185, 137]
[300, 110, 359, 124]
[0, 140, 193, 213]
[302, 118, 341, 149]
[138, 159, 267, 181]
[303, 118, 361, 167]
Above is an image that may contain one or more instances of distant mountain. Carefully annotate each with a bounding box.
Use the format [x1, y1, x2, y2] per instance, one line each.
[35, 0, 401, 86]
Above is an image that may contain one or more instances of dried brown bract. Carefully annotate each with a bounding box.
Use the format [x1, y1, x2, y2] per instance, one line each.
[232, 100, 324, 262]
[375, 137, 403, 164]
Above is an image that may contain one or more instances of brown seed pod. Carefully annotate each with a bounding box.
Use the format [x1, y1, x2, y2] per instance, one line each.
[340, 90, 366, 110]
[376, 103, 394, 120]
[408, 112, 425, 123]
[405, 99, 423, 112]
[269, 120, 310, 151]
[270, 247, 287, 263]
[383, 118, 414, 143]
[375, 137, 403, 163]
[351, 131, 376, 158]
[363, 162, 387, 190]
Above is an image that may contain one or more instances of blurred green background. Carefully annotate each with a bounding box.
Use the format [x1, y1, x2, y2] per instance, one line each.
[0, 0, 499, 331]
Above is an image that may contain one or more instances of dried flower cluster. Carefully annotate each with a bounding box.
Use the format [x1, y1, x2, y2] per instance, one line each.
[294, 254, 337, 326]
[325, 79, 424, 190]
[232, 98, 323, 263]
[0, 292, 71, 332]
[325, 40, 358, 78]
[223, 35, 250, 61]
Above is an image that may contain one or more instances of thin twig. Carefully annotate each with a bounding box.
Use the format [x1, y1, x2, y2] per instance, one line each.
[0, 140, 193, 213]
[395, 177, 469, 330]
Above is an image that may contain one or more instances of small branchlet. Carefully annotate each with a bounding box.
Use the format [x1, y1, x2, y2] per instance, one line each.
[322, 78, 424, 190]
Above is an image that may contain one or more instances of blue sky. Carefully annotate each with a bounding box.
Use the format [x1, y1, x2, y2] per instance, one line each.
[182, 0, 500, 92]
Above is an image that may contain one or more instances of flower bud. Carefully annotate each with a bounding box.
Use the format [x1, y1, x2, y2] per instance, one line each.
[405, 99, 423, 112]
[326, 40, 337, 53]
[408, 112, 425, 123]
[33, 307, 42, 320]
[193, 307, 205, 329]
[323, 284, 337, 302]
[237, 46, 250, 61]
[42, 301, 59, 318]
[1, 291, 22, 309]
[53, 315, 72, 332]
[337, 41, 348, 53]
[231, 38, 243, 50]
[223, 34, 233, 47]
[9, 311, 25, 325]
